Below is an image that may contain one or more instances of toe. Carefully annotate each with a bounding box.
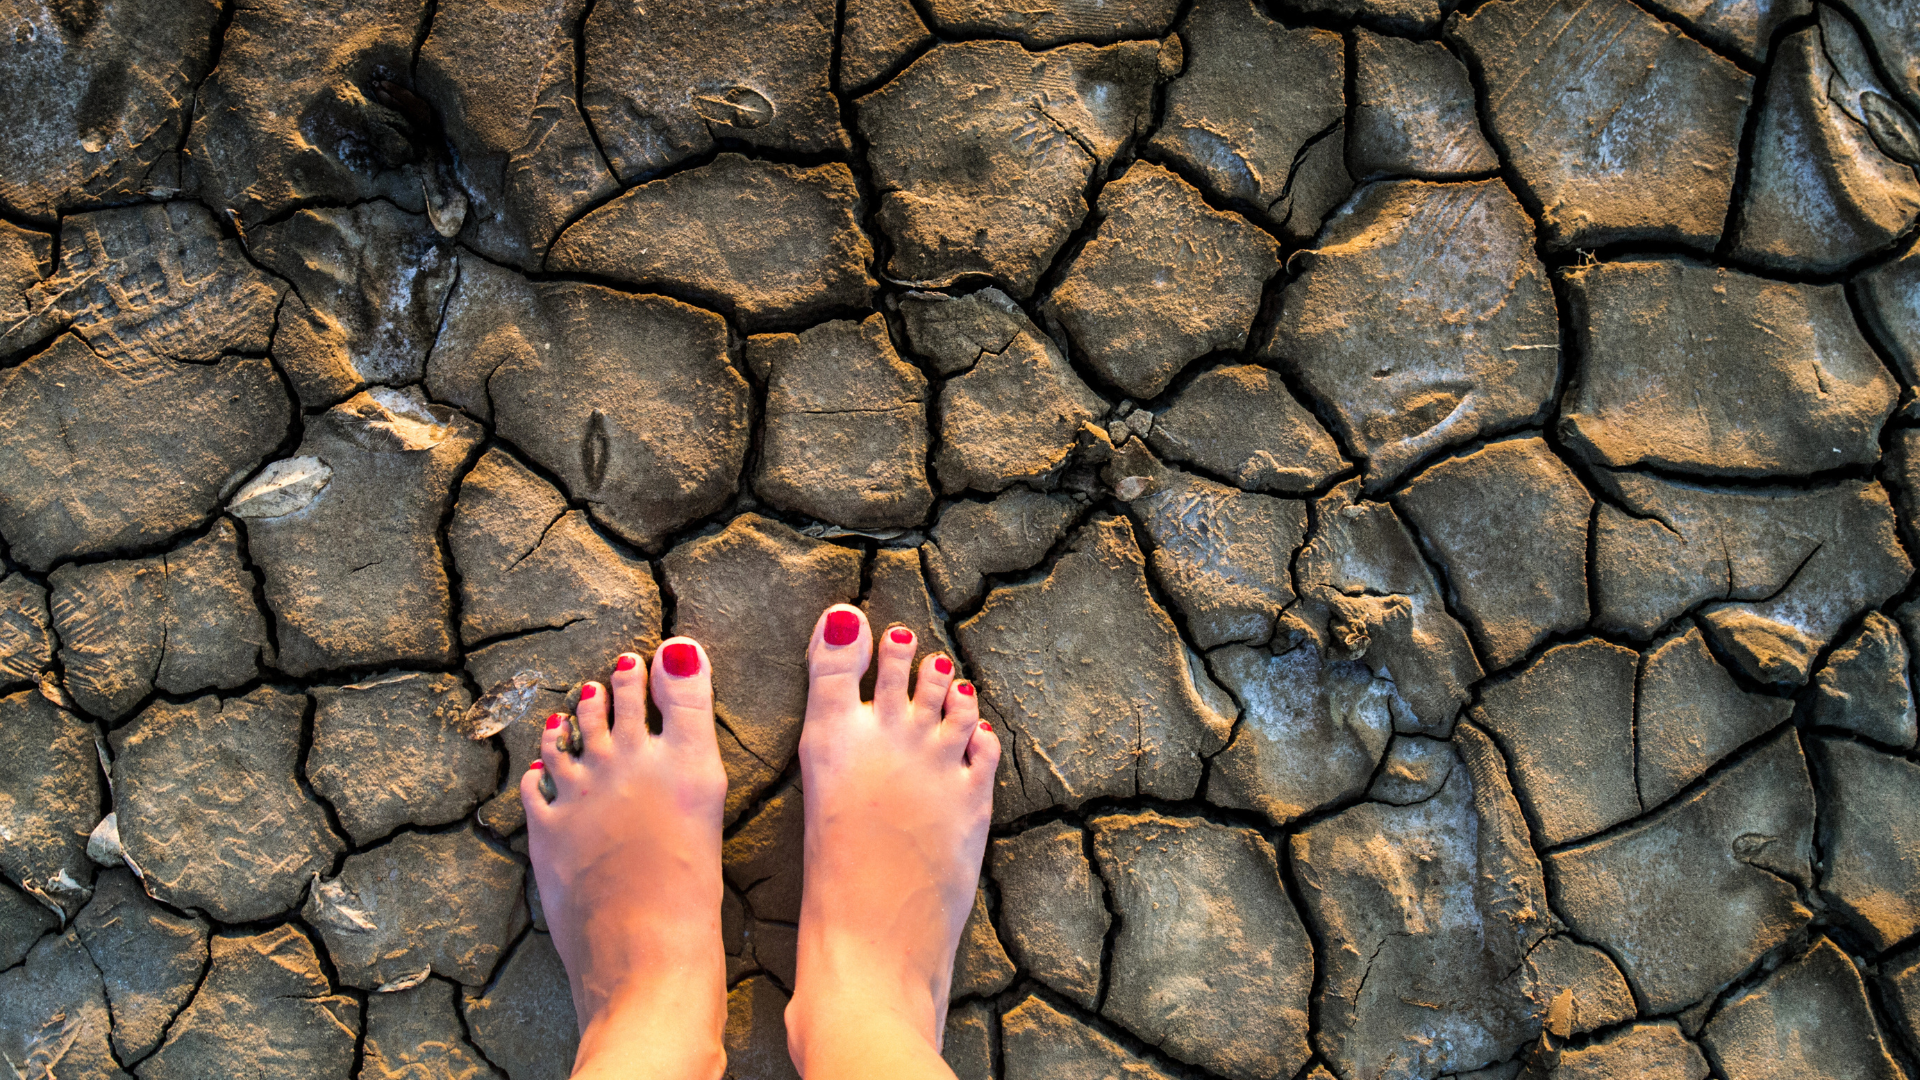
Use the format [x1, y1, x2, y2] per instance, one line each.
[519, 761, 553, 814]
[540, 711, 586, 788]
[806, 605, 871, 723]
[652, 637, 719, 752]
[911, 652, 958, 726]
[575, 681, 612, 757]
[939, 678, 981, 761]
[872, 624, 917, 723]
[964, 712, 1001, 776]
[609, 653, 649, 747]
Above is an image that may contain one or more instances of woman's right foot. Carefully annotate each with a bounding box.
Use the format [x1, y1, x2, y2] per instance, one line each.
[522, 640, 730, 1080]
[785, 606, 1000, 1078]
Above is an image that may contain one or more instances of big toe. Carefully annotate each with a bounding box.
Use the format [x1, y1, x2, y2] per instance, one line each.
[652, 638, 718, 752]
[806, 605, 871, 719]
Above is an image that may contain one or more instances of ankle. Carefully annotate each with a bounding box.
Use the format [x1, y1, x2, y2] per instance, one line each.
[792, 919, 953, 1031]
[575, 1046, 724, 1080]
[784, 985, 943, 1073]
[574, 1049, 724, 1080]
[571, 984, 727, 1080]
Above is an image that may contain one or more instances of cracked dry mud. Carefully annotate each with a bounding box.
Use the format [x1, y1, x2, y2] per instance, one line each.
[3, 0, 1920, 1078]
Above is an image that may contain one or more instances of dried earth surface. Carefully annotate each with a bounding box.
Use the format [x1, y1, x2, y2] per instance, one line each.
[3, 1, 1919, 1078]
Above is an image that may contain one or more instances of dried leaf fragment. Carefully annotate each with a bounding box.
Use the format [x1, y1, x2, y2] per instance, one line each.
[86, 814, 122, 868]
[461, 671, 544, 739]
[306, 873, 378, 934]
[229, 457, 333, 519]
[375, 967, 432, 993]
[339, 387, 455, 452]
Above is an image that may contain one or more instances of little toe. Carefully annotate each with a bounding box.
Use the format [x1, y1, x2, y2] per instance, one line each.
[939, 679, 982, 760]
[539, 713, 586, 789]
[872, 624, 917, 722]
[519, 761, 552, 814]
[910, 653, 958, 726]
[609, 653, 649, 747]
[574, 681, 613, 757]
[806, 605, 871, 722]
[964, 713, 1001, 776]
[652, 638, 718, 751]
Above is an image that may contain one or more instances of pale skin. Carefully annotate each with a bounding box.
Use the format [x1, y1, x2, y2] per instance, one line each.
[521, 604, 999, 1080]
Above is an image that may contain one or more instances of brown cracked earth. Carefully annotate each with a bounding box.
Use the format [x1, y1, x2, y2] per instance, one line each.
[2, 0, 1920, 1077]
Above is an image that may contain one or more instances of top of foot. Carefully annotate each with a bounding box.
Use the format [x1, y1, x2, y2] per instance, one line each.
[521, 642, 730, 1080]
[786, 605, 1000, 1074]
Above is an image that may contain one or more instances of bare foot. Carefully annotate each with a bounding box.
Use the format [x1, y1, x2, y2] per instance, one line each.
[522, 640, 730, 1080]
[785, 606, 1000, 1078]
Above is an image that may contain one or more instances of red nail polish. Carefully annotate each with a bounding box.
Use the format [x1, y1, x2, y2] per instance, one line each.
[530, 761, 543, 769]
[615, 655, 638, 672]
[980, 721, 993, 732]
[890, 627, 913, 645]
[934, 656, 953, 676]
[958, 682, 975, 697]
[662, 642, 700, 678]
[546, 714, 563, 729]
[824, 610, 860, 646]
[579, 685, 596, 701]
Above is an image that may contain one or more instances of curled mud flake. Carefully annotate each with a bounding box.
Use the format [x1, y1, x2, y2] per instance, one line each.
[1113, 475, 1156, 501]
[341, 672, 421, 692]
[693, 85, 774, 128]
[307, 873, 378, 934]
[86, 813, 121, 868]
[228, 456, 333, 519]
[93, 738, 112, 794]
[375, 967, 432, 993]
[342, 387, 455, 452]
[36, 671, 74, 709]
[1327, 614, 1370, 660]
[539, 770, 558, 803]
[1863, 90, 1920, 167]
[1157, 32, 1183, 75]
[1546, 988, 1575, 1040]
[19, 886, 61, 920]
[797, 523, 918, 542]
[92, 739, 141, 877]
[420, 161, 469, 238]
[462, 671, 545, 740]
[44, 868, 88, 910]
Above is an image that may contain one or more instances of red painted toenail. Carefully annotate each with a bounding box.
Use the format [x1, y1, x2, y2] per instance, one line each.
[546, 714, 563, 729]
[662, 642, 700, 677]
[890, 627, 912, 644]
[579, 684, 596, 701]
[934, 656, 953, 675]
[530, 761, 543, 769]
[958, 682, 975, 696]
[615, 655, 638, 672]
[824, 610, 860, 646]
[980, 721, 993, 732]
